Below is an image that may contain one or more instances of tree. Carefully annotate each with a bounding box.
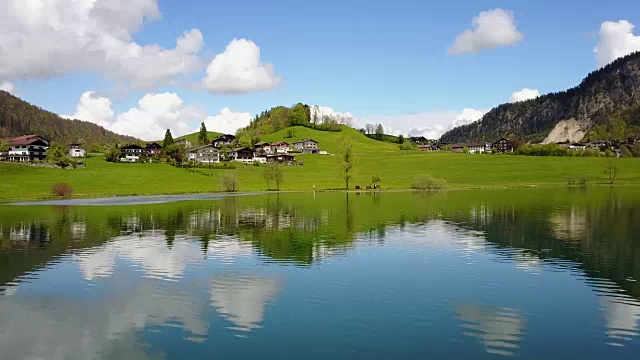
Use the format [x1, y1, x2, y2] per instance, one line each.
[337, 133, 355, 190]
[291, 103, 308, 125]
[104, 144, 121, 162]
[632, 143, 640, 157]
[46, 143, 72, 167]
[604, 159, 618, 185]
[365, 124, 374, 135]
[221, 172, 238, 192]
[620, 145, 632, 158]
[263, 163, 284, 190]
[0, 140, 9, 152]
[163, 129, 174, 148]
[397, 135, 404, 144]
[372, 174, 381, 186]
[312, 105, 320, 125]
[198, 122, 208, 145]
[375, 124, 384, 140]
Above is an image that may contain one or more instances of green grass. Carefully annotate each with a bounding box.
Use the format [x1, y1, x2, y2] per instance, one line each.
[1, 126, 640, 201]
[263, 125, 398, 154]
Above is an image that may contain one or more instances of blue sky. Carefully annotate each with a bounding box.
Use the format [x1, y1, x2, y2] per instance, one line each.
[1, 0, 639, 139]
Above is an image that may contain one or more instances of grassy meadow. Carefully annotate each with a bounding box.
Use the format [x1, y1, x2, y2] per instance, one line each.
[1, 126, 640, 201]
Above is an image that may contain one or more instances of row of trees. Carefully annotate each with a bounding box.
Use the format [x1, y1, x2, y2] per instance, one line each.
[361, 124, 385, 140]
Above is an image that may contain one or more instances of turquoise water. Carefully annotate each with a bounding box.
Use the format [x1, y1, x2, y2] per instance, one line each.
[1, 189, 639, 359]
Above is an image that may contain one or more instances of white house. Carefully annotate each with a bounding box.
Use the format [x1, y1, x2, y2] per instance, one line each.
[7, 135, 49, 162]
[271, 142, 290, 154]
[292, 139, 320, 154]
[188, 145, 220, 163]
[68, 143, 86, 158]
[467, 142, 491, 154]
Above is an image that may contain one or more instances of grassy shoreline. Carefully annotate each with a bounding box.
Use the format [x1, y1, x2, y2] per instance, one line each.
[1, 155, 639, 203]
[2, 126, 640, 202]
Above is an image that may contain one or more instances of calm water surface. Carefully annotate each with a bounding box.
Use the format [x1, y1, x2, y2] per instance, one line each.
[1, 189, 640, 359]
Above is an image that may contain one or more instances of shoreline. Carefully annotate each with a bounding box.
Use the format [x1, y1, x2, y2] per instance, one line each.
[3, 183, 639, 206]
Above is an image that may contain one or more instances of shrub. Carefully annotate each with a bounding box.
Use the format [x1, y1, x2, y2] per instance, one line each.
[567, 177, 576, 186]
[411, 175, 447, 191]
[221, 172, 238, 192]
[51, 183, 73, 197]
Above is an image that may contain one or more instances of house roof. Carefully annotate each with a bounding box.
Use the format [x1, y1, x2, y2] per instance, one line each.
[146, 142, 162, 149]
[8, 135, 50, 146]
[292, 139, 317, 144]
[229, 147, 252, 152]
[120, 144, 145, 150]
[467, 142, 490, 147]
[271, 141, 289, 146]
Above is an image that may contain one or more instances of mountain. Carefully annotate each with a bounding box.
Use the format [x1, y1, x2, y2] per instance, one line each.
[440, 51, 640, 144]
[0, 90, 138, 150]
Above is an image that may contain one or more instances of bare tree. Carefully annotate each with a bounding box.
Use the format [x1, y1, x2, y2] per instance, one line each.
[604, 159, 618, 185]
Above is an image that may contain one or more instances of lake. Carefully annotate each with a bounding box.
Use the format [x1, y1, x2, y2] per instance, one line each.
[1, 189, 639, 359]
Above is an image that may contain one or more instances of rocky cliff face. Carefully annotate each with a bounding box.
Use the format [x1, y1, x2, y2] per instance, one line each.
[440, 51, 640, 143]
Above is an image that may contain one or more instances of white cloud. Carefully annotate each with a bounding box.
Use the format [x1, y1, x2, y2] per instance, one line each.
[508, 88, 540, 103]
[63, 91, 114, 128]
[594, 20, 640, 67]
[202, 39, 282, 94]
[204, 108, 253, 135]
[0, 81, 17, 95]
[354, 108, 487, 139]
[448, 9, 524, 55]
[63, 91, 252, 140]
[0, 0, 203, 88]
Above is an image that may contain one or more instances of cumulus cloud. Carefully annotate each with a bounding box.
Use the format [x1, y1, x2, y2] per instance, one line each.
[0, 0, 203, 88]
[594, 20, 640, 67]
[354, 108, 487, 139]
[63, 91, 114, 128]
[202, 39, 282, 94]
[448, 9, 524, 54]
[204, 108, 253, 135]
[63, 91, 252, 140]
[508, 88, 540, 103]
[0, 81, 16, 95]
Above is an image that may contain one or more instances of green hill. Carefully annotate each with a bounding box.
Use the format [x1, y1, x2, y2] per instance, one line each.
[262, 126, 398, 154]
[173, 131, 222, 145]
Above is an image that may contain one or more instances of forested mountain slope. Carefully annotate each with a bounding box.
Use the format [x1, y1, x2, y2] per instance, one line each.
[0, 91, 138, 150]
[441, 52, 640, 143]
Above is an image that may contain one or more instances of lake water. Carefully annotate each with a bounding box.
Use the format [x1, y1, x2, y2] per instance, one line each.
[1, 189, 640, 359]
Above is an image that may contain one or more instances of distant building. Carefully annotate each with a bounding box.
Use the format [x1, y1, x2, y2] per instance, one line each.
[267, 141, 290, 154]
[68, 143, 86, 158]
[409, 136, 428, 144]
[467, 142, 491, 154]
[228, 147, 254, 164]
[212, 134, 236, 147]
[292, 139, 319, 154]
[255, 154, 296, 165]
[450, 143, 465, 153]
[492, 138, 515, 153]
[188, 144, 220, 163]
[119, 144, 146, 162]
[175, 138, 192, 148]
[418, 144, 440, 151]
[146, 142, 163, 156]
[7, 135, 50, 162]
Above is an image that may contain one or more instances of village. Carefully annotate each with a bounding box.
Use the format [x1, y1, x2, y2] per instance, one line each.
[1, 133, 638, 166]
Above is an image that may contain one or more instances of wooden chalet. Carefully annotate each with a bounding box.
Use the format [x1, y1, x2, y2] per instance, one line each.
[7, 135, 50, 162]
[146, 142, 163, 156]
